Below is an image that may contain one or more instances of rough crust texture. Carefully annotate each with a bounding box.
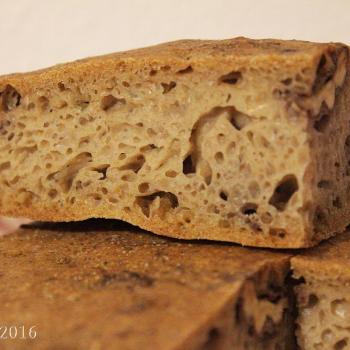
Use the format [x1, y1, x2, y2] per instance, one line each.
[0, 37, 349, 248]
[0, 221, 294, 350]
[292, 232, 350, 349]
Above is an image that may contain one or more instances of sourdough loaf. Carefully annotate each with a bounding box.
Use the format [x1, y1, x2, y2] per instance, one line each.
[0, 37, 349, 247]
[0, 221, 294, 349]
[292, 232, 350, 350]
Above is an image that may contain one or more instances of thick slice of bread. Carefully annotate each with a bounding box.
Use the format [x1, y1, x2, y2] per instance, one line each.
[0, 221, 294, 350]
[292, 232, 350, 349]
[0, 37, 349, 248]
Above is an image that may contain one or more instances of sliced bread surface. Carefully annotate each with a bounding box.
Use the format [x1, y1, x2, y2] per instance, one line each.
[0, 37, 349, 247]
[292, 231, 350, 349]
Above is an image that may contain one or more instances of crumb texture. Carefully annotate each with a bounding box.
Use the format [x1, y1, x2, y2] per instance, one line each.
[0, 37, 349, 247]
[295, 280, 350, 350]
[293, 233, 350, 350]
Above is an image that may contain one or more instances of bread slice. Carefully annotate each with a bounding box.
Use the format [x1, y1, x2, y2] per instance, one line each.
[292, 232, 350, 349]
[0, 37, 349, 248]
[0, 221, 294, 350]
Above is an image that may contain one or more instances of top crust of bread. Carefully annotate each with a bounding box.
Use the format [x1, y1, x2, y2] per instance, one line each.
[0, 37, 340, 94]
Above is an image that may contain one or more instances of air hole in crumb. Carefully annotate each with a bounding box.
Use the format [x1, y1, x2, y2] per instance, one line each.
[241, 203, 257, 215]
[135, 191, 178, 218]
[147, 128, 157, 137]
[176, 65, 193, 74]
[138, 182, 150, 193]
[230, 112, 251, 130]
[165, 170, 177, 178]
[161, 81, 176, 94]
[121, 173, 136, 182]
[219, 191, 228, 201]
[345, 135, 350, 148]
[91, 164, 110, 180]
[27, 102, 35, 110]
[101, 187, 108, 195]
[183, 155, 195, 174]
[0, 161, 11, 172]
[217, 133, 225, 144]
[268, 175, 298, 211]
[269, 228, 286, 239]
[313, 54, 336, 93]
[334, 339, 348, 350]
[261, 212, 273, 224]
[79, 117, 88, 126]
[48, 189, 58, 199]
[247, 131, 254, 142]
[10, 176, 19, 185]
[101, 94, 126, 111]
[281, 78, 292, 85]
[215, 152, 224, 164]
[118, 155, 145, 173]
[149, 69, 157, 76]
[91, 193, 102, 201]
[38, 96, 49, 111]
[219, 71, 242, 84]
[49, 152, 92, 193]
[1, 85, 21, 111]
[331, 299, 347, 318]
[314, 113, 330, 132]
[58, 82, 66, 91]
[201, 328, 221, 350]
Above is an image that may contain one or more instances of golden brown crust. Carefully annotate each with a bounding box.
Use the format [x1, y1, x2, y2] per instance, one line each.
[0, 37, 342, 95]
[0, 222, 293, 349]
[292, 231, 350, 281]
[0, 200, 310, 248]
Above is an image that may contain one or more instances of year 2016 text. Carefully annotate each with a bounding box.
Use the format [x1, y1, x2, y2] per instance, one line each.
[0, 326, 37, 340]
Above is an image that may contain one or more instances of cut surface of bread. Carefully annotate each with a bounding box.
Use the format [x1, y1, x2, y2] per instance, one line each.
[0, 37, 349, 248]
[292, 232, 350, 350]
[0, 220, 294, 350]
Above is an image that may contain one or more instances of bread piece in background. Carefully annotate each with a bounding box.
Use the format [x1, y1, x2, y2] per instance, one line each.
[0, 220, 295, 350]
[292, 232, 350, 349]
[0, 38, 349, 248]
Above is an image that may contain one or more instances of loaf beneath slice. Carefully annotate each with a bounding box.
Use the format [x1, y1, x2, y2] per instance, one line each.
[292, 232, 350, 350]
[0, 38, 349, 248]
[0, 221, 295, 350]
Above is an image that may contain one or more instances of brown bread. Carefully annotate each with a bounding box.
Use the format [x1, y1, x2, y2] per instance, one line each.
[0, 38, 349, 247]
